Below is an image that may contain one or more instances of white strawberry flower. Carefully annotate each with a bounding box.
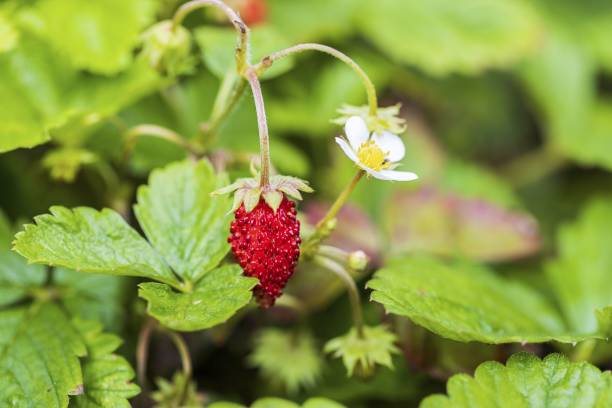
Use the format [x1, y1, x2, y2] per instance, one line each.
[335, 116, 418, 181]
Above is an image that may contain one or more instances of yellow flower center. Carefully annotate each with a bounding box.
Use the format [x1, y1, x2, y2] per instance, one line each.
[357, 140, 389, 171]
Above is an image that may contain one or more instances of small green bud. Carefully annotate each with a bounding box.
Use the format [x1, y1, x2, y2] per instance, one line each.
[140, 20, 194, 77]
[348, 250, 369, 271]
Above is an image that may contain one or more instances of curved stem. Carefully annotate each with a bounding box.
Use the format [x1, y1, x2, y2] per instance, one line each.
[136, 317, 157, 389]
[173, 0, 249, 71]
[123, 124, 202, 160]
[164, 330, 193, 380]
[255, 43, 378, 116]
[572, 339, 597, 362]
[315, 255, 364, 337]
[201, 75, 248, 143]
[245, 69, 271, 188]
[499, 145, 566, 188]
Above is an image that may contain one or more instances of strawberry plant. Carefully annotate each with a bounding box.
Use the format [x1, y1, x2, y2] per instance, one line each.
[1, 0, 612, 407]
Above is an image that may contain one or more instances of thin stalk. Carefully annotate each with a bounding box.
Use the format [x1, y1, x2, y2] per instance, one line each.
[202, 76, 248, 142]
[315, 255, 364, 337]
[318, 245, 349, 263]
[255, 43, 378, 116]
[572, 339, 597, 362]
[245, 69, 271, 188]
[499, 146, 566, 188]
[316, 170, 364, 230]
[164, 330, 193, 380]
[123, 124, 202, 160]
[173, 0, 249, 71]
[136, 318, 157, 389]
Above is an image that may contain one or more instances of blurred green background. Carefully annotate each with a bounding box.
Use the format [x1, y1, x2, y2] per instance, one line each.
[1, 0, 612, 406]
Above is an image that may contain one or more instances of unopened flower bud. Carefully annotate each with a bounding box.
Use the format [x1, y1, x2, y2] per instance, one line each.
[348, 250, 369, 271]
[140, 21, 194, 77]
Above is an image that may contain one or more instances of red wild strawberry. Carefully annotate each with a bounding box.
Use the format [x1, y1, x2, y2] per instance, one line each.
[213, 174, 313, 308]
[229, 195, 300, 307]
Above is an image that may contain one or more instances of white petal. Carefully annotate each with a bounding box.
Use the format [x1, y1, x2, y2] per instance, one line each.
[363, 167, 392, 181]
[345, 116, 369, 150]
[335, 137, 360, 164]
[373, 131, 405, 162]
[378, 169, 419, 181]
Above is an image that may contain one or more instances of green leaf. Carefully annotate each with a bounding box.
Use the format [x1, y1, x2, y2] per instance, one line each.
[195, 25, 294, 79]
[70, 320, 140, 407]
[0, 303, 86, 407]
[0, 250, 46, 307]
[138, 265, 257, 332]
[54, 268, 127, 332]
[385, 188, 540, 262]
[135, 160, 231, 283]
[13, 206, 176, 286]
[367, 256, 602, 343]
[358, 0, 542, 76]
[546, 198, 612, 334]
[420, 352, 612, 408]
[249, 329, 323, 393]
[18, 0, 158, 74]
[325, 325, 399, 378]
[0, 9, 18, 53]
[0, 33, 163, 153]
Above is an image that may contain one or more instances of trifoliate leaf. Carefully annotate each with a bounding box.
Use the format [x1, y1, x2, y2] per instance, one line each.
[70, 320, 140, 407]
[367, 256, 604, 343]
[135, 160, 232, 283]
[0, 303, 86, 407]
[18, 0, 158, 74]
[324, 325, 399, 378]
[546, 198, 612, 334]
[42, 148, 99, 183]
[249, 329, 323, 393]
[151, 372, 204, 408]
[138, 265, 257, 332]
[13, 206, 176, 286]
[358, 0, 542, 76]
[420, 352, 612, 408]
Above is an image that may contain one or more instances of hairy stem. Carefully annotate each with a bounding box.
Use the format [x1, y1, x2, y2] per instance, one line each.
[255, 43, 378, 115]
[246, 69, 271, 188]
[317, 170, 364, 229]
[173, 0, 249, 71]
[165, 330, 193, 380]
[202, 72, 248, 144]
[315, 255, 364, 337]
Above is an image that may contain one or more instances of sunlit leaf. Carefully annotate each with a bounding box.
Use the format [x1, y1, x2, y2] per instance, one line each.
[135, 160, 231, 283]
[358, 0, 542, 76]
[367, 256, 603, 343]
[421, 352, 612, 407]
[138, 265, 256, 332]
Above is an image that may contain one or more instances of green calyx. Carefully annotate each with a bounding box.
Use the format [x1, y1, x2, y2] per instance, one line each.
[212, 174, 313, 213]
[332, 103, 407, 135]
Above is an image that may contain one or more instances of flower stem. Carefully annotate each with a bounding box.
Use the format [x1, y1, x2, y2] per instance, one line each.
[315, 255, 364, 337]
[201, 72, 248, 144]
[136, 317, 157, 389]
[123, 124, 203, 160]
[164, 330, 193, 380]
[172, 0, 250, 71]
[571, 339, 597, 362]
[255, 43, 378, 116]
[245, 69, 271, 188]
